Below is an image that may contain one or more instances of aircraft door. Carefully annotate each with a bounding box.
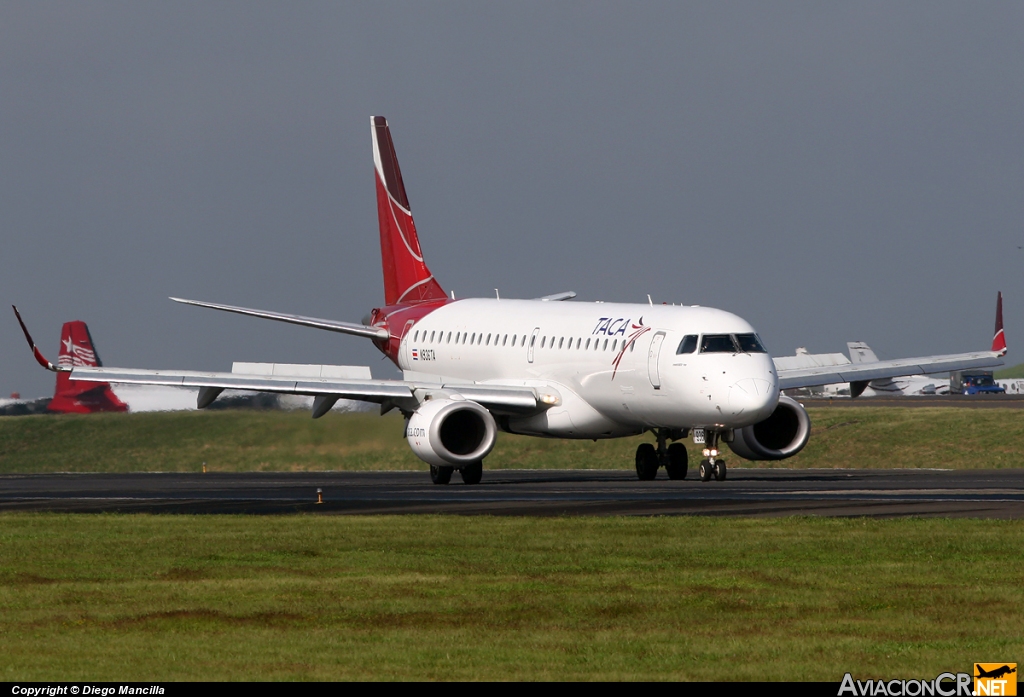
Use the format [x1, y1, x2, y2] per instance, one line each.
[527, 328, 540, 363]
[400, 320, 416, 368]
[647, 331, 666, 389]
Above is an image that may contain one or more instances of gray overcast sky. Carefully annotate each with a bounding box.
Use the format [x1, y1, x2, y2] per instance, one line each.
[2, 2, 1023, 398]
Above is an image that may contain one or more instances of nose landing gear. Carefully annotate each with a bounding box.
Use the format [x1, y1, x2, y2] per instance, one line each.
[698, 430, 727, 482]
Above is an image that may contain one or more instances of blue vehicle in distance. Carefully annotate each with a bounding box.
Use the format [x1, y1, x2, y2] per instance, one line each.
[950, 370, 1006, 395]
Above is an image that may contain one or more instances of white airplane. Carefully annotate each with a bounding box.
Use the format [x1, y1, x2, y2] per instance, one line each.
[17, 117, 1008, 484]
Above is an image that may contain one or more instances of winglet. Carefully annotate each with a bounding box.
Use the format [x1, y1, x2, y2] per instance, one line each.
[12, 306, 61, 372]
[992, 291, 1007, 355]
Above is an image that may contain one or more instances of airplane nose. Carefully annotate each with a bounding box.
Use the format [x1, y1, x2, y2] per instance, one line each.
[728, 378, 775, 418]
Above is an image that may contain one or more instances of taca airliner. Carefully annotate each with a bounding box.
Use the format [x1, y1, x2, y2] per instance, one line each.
[17, 117, 1008, 484]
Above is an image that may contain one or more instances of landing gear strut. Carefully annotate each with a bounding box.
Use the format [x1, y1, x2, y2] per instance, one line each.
[698, 430, 727, 483]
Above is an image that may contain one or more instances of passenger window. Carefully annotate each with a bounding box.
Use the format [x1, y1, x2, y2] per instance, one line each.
[541, 336, 546, 348]
[414, 331, 419, 342]
[735, 333, 767, 353]
[676, 335, 698, 354]
[430, 331, 435, 343]
[529, 334, 536, 347]
[471, 333, 476, 344]
[612, 340, 617, 351]
[446, 332, 452, 344]
[700, 334, 737, 353]
[512, 334, 517, 345]
[502, 334, 507, 346]
[558, 337, 564, 349]
[585, 338, 591, 349]
[603, 339, 608, 350]
[487, 333, 492, 345]
[630, 340, 635, 352]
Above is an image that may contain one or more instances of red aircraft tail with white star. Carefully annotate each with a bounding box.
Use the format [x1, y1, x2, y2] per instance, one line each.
[12, 307, 128, 414]
[48, 320, 126, 413]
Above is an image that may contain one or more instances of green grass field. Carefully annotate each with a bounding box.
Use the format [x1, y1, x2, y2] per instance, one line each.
[995, 362, 1024, 379]
[1, 514, 1020, 681]
[2, 406, 1024, 473]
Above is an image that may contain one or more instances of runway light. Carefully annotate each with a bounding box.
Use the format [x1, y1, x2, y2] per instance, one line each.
[316, 488, 323, 505]
[202, 462, 207, 474]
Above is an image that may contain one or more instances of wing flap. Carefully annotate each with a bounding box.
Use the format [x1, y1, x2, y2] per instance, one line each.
[70, 366, 545, 413]
[71, 367, 413, 401]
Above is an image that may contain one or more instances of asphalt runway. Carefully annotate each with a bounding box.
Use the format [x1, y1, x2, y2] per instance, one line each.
[1, 468, 1022, 517]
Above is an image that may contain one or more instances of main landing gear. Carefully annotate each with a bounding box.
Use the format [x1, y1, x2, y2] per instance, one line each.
[430, 461, 483, 485]
[634, 428, 689, 481]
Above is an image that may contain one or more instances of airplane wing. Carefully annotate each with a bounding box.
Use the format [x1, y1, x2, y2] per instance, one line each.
[70, 366, 547, 416]
[169, 297, 389, 340]
[776, 350, 1004, 391]
[777, 291, 1007, 392]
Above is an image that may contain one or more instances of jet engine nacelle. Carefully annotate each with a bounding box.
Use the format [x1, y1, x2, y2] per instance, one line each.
[405, 398, 497, 468]
[728, 395, 811, 461]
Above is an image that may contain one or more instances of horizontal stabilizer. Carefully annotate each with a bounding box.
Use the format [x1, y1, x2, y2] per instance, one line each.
[170, 297, 389, 340]
[535, 291, 577, 302]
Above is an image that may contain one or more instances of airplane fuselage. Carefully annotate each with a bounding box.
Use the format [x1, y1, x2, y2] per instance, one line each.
[374, 298, 780, 439]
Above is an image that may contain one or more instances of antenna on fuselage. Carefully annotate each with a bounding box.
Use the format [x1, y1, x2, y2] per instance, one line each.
[647, 294, 653, 306]
[450, 290, 456, 300]
[495, 289, 500, 300]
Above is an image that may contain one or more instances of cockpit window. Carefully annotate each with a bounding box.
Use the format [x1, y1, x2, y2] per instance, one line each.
[700, 334, 737, 353]
[676, 335, 698, 354]
[735, 333, 767, 353]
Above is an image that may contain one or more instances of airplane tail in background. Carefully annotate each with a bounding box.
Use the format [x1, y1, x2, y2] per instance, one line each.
[372, 116, 447, 306]
[847, 341, 879, 364]
[48, 321, 128, 414]
[992, 291, 1006, 355]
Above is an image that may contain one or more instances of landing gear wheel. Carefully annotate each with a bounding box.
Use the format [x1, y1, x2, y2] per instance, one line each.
[635, 443, 659, 481]
[665, 443, 688, 480]
[714, 459, 727, 481]
[699, 459, 713, 482]
[460, 460, 483, 485]
[430, 465, 453, 485]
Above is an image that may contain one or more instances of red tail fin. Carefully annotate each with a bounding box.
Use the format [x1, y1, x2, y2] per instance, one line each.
[372, 116, 447, 306]
[992, 291, 1007, 355]
[48, 321, 127, 413]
